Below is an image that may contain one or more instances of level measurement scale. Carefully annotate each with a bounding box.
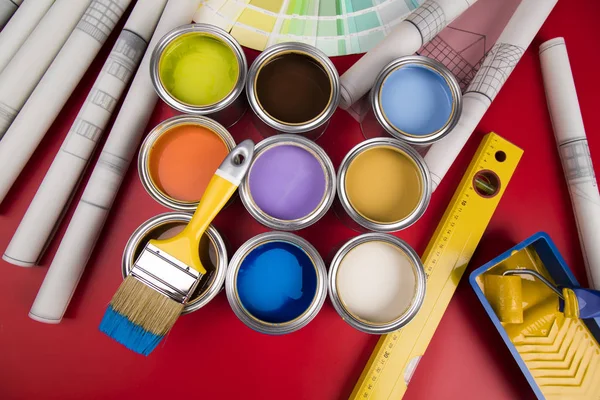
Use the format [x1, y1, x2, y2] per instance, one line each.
[350, 132, 524, 400]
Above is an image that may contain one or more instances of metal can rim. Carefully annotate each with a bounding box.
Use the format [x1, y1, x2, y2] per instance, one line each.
[150, 23, 248, 115]
[138, 115, 236, 211]
[239, 134, 336, 231]
[328, 233, 426, 334]
[246, 42, 340, 134]
[121, 212, 228, 315]
[370, 55, 463, 145]
[225, 231, 328, 334]
[337, 137, 432, 232]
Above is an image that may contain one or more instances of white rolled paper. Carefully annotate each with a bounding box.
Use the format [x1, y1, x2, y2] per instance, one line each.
[28, 0, 204, 324]
[0, 0, 22, 30]
[0, 0, 132, 204]
[424, 0, 558, 190]
[339, 0, 478, 111]
[0, 0, 91, 137]
[539, 38, 600, 290]
[3, 0, 167, 268]
[0, 0, 55, 75]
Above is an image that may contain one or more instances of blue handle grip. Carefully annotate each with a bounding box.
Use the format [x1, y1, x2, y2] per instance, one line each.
[573, 288, 600, 319]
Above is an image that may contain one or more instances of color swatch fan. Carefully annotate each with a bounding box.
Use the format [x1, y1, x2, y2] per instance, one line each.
[193, 0, 425, 56]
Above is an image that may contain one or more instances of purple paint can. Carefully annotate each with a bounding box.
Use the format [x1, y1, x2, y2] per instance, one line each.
[240, 135, 336, 230]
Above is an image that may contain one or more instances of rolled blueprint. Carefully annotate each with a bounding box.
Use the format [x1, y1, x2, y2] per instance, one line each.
[338, 0, 478, 110]
[424, 0, 558, 190]
[539, 38, 600, 290]
[0, 0, 54, 74]
[0, 0, 131, 203]
[28, 0, 203, 324]
[0, 0, 22, 30]
[3, 0, 167, 268]
[0, 0, 91, 137]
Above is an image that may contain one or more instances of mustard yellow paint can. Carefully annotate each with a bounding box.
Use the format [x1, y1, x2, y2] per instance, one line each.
[345, 146, 422, 224]
[151, 24, 248, 127]
[336, 138, 432, 232]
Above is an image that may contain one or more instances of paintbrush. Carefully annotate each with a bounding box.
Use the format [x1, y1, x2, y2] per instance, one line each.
[100, 139, 254, 355]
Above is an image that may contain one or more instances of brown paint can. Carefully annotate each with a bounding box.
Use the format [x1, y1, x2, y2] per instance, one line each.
[247, 43, 340, 141]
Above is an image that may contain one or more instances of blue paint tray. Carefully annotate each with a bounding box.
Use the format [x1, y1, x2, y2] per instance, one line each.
[469, 232, 600, 399]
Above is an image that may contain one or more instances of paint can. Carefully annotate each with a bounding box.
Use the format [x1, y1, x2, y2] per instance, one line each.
[328, 233, 426, 334]
[361, 56, 462, 148]
[122, 212, 229, 315]
[225, 231, 328, 334]
[335, 138, 431, 232]
[138, 115, 236, 212]
[150, 24, 248, 128]
[246, 42, 340, 141]
[239, 135, 336, 230]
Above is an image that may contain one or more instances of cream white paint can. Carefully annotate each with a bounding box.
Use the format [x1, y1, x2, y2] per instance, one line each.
[328, 233, 426, 333]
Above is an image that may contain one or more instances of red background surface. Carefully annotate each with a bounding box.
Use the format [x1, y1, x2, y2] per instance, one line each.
[2, 1, 600, 399]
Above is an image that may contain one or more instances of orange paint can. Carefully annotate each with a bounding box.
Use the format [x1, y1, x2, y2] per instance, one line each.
[138, 115, 236, 211]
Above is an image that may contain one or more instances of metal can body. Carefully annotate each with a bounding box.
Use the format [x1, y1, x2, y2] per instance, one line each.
[328, 233, 426, 334]
[138, 115, 236, 212]
[122, 213, 229, 315]
[246, 42, 340, 141]
[336, 138, 432, 232]
[150, 24, 248, 128]
[361, 56, 462, 147]
[225, 232, 328, 334]
[239, 134, 336, 231]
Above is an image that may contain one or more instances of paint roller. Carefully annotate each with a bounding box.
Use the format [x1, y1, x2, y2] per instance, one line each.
[484, 274, 524, 324]
[483, 269, 600, 323]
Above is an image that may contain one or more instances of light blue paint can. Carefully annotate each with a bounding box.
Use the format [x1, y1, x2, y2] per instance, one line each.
[363, 56, 462, 145]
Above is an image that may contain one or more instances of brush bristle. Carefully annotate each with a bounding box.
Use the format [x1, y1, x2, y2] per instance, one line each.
[99, 277, 184, 356]
[99, 306, 163, 356]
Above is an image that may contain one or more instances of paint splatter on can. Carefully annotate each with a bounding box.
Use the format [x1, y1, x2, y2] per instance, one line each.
[150, 24, 248, 128]
[122, 212, 229, 315]
[246, 42, 340, 140]
[138, 115, 236, 212]
[328, 233, 426, 334]
[362, 56, 462, 146]
[335, 138, 432, 232]
[225, 232, 328, 334]
[239, 134, 336, 231]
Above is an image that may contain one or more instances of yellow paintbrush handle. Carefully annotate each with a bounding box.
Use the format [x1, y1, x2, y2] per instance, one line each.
[183, 139, 255, 244]
[185, 174, 237, 242]
[149, 140, 254, 272]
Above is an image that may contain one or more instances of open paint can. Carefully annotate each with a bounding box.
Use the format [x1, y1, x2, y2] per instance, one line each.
[122, 212, 229, 315]
[336, 138, 431, 232]
[138, 115, 236, 212]
[361, 56, 462, 146]
[328, 233, 426, 334]
[246, 42, 340, 140]
[225, 231, 328, 334]
[239, 135, 336, 230]
[150, 24, 247, 128]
